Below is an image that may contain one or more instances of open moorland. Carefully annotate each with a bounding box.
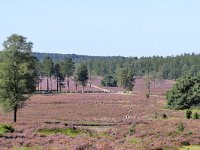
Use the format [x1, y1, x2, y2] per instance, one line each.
[0, 79, 200, 150]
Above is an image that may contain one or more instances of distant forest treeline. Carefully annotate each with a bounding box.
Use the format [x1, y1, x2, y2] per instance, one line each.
[33, 52, 200, 79]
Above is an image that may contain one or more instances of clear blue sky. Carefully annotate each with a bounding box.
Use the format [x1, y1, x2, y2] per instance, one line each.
[0, 0, 200, 57]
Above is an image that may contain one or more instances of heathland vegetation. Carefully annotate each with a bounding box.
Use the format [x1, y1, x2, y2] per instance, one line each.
[0, 34, 200, 149]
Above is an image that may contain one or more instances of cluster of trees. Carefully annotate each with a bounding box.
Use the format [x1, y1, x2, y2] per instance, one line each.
[33, 52, 200, 80]
[38, 56, 89, 93]
[82, 55, 200, 80]
[1, 34, 200, 123]
[101, 68, 135, 92]
[0, 34, 90, 122]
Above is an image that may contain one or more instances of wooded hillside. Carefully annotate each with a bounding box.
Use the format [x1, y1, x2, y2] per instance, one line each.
[33, 52, 200, 80]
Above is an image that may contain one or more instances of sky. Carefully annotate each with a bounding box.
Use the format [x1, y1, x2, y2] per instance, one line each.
[0, 0, 200, 57]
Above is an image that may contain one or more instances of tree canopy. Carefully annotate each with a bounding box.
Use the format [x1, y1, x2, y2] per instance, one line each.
[33, 52, 200, 80]
[0, 34, 37, 122]
[166, 76, 200, 109]
[74, 64, 88, 93]
[116, 68, 135, 91]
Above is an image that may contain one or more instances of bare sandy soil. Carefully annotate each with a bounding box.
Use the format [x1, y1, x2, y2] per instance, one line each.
[0, 79, 199, 150]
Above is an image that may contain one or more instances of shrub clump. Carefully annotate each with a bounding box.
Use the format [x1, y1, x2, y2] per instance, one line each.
[101, 75, 117, 87]
[186, 109, 192, 119]
[0, 124, 15, 136]
[177, 122, 185, 132]
[128, 125, 136, 134]
[145, 93, 150, 98]
[192, 112, 199, 119]
[166, 76, 200, 109]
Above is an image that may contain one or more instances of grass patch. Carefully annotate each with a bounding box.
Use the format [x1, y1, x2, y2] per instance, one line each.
[38, 128, 80, 137]
[180, 145, 200, 150]
[37, 127, 111, 138]
[129, 137, 140, 144]
[0, 124, 14, 136]
[12, 146, 43, 150]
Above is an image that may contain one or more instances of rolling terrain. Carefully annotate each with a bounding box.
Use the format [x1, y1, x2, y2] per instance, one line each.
[0, 79, 199, 150]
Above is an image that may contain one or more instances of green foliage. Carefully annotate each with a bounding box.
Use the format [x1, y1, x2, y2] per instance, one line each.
[33, 52, 200, 80]
[143, 75, 153, 93]
[180, 145, 200, 150]
[145, 93, 150, 98]
[181, 141, 190, 146]
[43, 56, 54, 77]
[12, 146, 43, 150]
[129, 137, 140, 144]
[38, 127, 110, 139]
[192, 112, 199, 119]
[53, 63, 64, 92]
[38, 128, 80, 137]
[116, 68, 135, 91]
[166, 76, 200, 109]
[186, 109, 192, 119]
[60, 57, 75, 89]
[60, 57, 75, 78]
[74, 64, 88, 92]
[0, 124, 14, 136]
[0, 34, 37, 122]
[101, 75, 117, 87]
[162, 113, 168, 119]
[177, 122, 185, 132]
[42, 56, 54, 92]
[128, 125, 136, 134]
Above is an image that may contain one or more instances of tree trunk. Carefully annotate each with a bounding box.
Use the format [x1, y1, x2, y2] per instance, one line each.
[14, 107, 17, 122]
[47, 77, 49, 92]
[50, 76, 52, 91]
[75, 83, 78, 92]
[59, 81, 62, 92]
[67, 78, 70, 90]
[38, 78, 40, 92]
[82, 86, 84, 93]
[57, 76, 59, 92]
[89, 82, 91, 88]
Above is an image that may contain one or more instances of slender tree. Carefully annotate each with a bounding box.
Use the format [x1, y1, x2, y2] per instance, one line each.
[60, 57, 75, 90]
[54, 63, 64, 92]
[143, 74, 153, 94]
[75, 64, 88, 93]
[43, 56, 54, 92]
[0, 34, 37, 122]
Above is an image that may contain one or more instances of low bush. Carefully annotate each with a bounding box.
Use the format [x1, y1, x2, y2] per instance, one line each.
[186, 109, 192, 119]
[128, 125, 136, 134]
[0, 124, 15, 136]
[145, 93, 150, 98]
[177, 123, 185, 132]
[162, 113, 168, 119]
[192, 112, 199, 119]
